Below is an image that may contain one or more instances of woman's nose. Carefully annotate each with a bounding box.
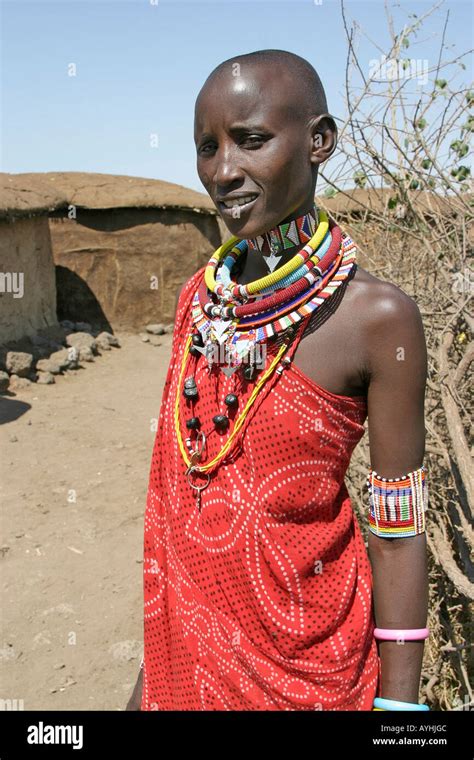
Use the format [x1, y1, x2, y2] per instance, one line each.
[213, 145, 244, 186]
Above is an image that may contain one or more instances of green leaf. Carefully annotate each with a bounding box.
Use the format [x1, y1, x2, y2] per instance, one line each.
[457, 166, 470, 180]
[462, 116, 474, 132]
[451, 165, 471, 181]
[450, 140, 469, 156]
[353, 170, 367, 188]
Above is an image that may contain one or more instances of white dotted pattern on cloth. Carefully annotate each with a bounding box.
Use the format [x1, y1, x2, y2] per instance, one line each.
[141, 267, 381, 710]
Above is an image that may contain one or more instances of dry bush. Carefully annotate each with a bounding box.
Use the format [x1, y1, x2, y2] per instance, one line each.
[319, 0, 473, 710]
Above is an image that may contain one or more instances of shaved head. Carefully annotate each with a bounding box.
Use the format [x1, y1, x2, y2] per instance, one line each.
[199, 49, 329, 123]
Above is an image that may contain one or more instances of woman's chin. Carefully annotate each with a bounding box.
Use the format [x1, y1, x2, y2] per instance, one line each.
[221, 216, 273, 241]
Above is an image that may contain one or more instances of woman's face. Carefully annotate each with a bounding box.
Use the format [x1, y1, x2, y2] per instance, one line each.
[194, 64, 321, 239]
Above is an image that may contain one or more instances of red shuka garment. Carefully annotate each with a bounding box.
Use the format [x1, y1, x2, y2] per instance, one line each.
[141, 266, 381, 711]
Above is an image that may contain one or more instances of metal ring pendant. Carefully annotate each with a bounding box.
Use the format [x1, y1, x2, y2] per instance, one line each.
[186, 466, 211, 491]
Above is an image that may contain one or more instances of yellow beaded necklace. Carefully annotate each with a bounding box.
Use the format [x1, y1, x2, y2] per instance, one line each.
[204, 210, 329, 296]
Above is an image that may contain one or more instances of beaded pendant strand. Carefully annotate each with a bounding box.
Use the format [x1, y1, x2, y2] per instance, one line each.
[175, 204, 358, 511]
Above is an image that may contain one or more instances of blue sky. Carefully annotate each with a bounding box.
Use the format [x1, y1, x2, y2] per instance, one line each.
[1, 0, 472, 194]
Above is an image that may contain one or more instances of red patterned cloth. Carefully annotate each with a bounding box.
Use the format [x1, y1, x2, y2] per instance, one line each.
[141, 267, 381, 710]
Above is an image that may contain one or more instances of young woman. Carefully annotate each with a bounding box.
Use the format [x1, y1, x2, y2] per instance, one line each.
[127, 49, 429, 712]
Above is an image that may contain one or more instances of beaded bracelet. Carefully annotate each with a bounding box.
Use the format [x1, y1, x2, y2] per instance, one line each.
[373, 697, 430, 711]
[367, 464, 428, 538]
[374, 627, 429, 641]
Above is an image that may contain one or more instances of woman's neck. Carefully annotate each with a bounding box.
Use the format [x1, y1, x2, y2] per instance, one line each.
[235, 203, 318, 286]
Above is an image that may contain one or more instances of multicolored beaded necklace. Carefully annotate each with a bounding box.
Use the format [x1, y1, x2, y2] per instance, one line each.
[247, 205, 318, 254]
[174, 204, 358, 511]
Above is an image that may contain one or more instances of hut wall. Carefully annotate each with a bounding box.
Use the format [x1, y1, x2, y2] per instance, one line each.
[0, 216, 58, 344]
[49, 207, 222, 331]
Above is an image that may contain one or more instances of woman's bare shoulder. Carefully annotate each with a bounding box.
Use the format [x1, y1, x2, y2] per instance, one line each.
[352, 265, 421, 314]
[351, 265, 425, 346]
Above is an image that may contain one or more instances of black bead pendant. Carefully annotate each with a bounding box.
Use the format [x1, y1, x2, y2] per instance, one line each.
[224, 393, 238, 408]
[190, 345, 202, 357]
[186, 417, 201, 430]
[183, 376, 198, 400]
[243, 364, 256, 381]
[191, 332, 204, 346]
[213, 414, 230, 431]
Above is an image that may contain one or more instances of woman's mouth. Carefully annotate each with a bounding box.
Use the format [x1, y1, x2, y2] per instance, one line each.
[218, 194, 259, 217]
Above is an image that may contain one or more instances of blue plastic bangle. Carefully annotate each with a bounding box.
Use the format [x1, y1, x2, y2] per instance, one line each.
[373, 697, 429, 711]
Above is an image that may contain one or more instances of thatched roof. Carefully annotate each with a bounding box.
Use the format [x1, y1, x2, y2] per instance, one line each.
[316, 187, 473, 217]
[0, 171, 216, 221]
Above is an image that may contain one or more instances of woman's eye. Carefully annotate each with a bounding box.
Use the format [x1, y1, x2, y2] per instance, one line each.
[199, 143, 216, 154]
[242, 135, 264, 145]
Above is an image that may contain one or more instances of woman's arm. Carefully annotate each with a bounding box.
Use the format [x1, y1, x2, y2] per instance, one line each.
[364, 281, 429, 703]
[369, 533, 428, 701]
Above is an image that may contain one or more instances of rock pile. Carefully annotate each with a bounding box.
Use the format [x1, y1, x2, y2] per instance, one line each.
[138, 323, 174, 346]
[0, 321, 121, 392]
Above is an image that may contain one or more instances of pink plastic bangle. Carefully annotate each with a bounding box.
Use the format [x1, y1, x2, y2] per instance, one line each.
[374, 627, 429, 641]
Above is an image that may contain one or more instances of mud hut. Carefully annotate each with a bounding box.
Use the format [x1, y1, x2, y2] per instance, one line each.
[0, 173, 62, 344]
[0, 172, 224, 341]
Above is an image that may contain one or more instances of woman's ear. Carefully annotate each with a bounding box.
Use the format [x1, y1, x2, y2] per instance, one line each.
[309, 114, 338, 165]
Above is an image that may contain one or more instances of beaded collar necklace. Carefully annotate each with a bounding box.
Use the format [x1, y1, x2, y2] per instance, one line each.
[193, 209, 354, 373]
[247, 206, 318, 254]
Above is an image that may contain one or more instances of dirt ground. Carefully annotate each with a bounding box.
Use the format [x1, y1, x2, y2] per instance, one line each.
[0, 332, 172, 711]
